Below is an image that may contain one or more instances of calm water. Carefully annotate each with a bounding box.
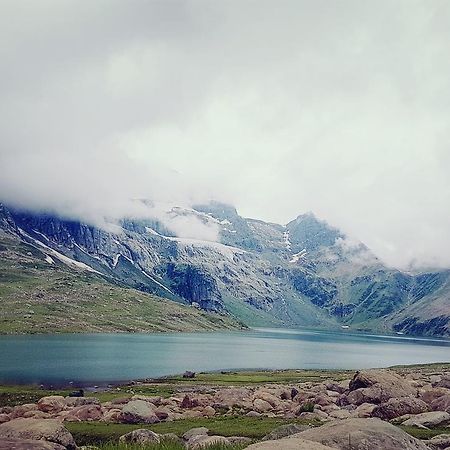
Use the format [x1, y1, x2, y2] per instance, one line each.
[0, 328, 449, 385]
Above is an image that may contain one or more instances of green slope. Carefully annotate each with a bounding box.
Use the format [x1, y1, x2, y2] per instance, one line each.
[0, 232, 244, 334]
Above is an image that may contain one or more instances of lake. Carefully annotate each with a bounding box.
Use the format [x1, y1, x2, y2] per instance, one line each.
[0, 328, 449, 385]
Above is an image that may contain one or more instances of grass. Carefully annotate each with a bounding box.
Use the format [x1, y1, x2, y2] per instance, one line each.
[399, 425, 450, 440]
[66, 416, 320, 446]
[0, 234, 242, 334]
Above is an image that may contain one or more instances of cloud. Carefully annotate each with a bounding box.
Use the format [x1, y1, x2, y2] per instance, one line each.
[1, 0, 450, 269]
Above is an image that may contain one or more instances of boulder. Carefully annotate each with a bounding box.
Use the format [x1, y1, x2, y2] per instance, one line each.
[119, 400, 159, 424]
[119, 429, 160, 444]
[254, 391, 280, 408]
[203, 406, 215, 417]
[420, 388, 450, 406]
[66, 404, 103, 422]
[401, 411, 450, 428]
[37, 397, 66, 414]
[434, 375, 450, 389]
[355, 402, 377, 418]
[188, 435, 230, 449]
[11, 404, 38, 419]
[0, 418, 76, 449]
[372, 397, 430, 420]
[64, 397, 99, 408]
[0, 438, 66, 449]
[246, 437, 336, 449]
[262, 423, 310, 441]
[100, 409, 121, 422]
[253, 399, 272, 413]
[329, 409, 351, 419]
[424, 433, 450, 450]
[0, 416, 9, 425]
[431, 395, 450, 413]
[297, 417, 429, 449]
[349, 370, 416, 402]
[182, 427, 209, 441]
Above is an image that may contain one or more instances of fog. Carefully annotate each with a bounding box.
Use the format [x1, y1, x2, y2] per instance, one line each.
[1, 0, 450, 269]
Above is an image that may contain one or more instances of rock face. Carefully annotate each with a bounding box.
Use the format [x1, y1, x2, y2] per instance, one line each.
[0, 418, 76, 449]
[297, 418, 430, 450]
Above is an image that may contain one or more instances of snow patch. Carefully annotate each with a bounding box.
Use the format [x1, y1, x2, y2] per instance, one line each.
[140, 269, 174, 294]
[290, 249, 307, 263]
[283, 230, 292, 250]
[45, 255, 54, 264]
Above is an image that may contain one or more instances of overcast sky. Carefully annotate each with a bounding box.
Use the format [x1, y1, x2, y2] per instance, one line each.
[1, 0, 450, 269]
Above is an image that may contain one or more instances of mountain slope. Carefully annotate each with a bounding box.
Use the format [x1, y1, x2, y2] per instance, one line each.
[1, 202, 448, 336]
[0, 230, 244, 334]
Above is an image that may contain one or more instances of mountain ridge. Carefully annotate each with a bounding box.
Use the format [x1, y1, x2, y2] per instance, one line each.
[0, 201, 448, 336]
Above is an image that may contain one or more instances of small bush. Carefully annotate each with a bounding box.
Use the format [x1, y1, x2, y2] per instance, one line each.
[298, 401, 315, 413]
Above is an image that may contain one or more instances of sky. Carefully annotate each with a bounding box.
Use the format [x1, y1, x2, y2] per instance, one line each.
[1, 0, 450, 269]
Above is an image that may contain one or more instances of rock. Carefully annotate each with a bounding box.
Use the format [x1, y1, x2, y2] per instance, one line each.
[253, 399, 272, 413]
[435, 375, 450, 389]
[424, 434, 450, 450]
[349, 370, 416, 402]
[246, 411, 262, 417]
[420, 388, 450, 406]
[154, 406, 171, 420]
[182, 427, 209, 441]
[11, 404, 38, 419]
[181, 395, 199, 409]
[100, 409, 121, 422]
[372, 397, 430, 420]
[0, 416, 9, 425]
[130, 395, 162, 405]
[119, 400, 159, 424]
[329, 409, 351, 419]
[119, 429, 160, 444]
[297, 417, 429, 450]
[355, 402, 377, 418]
[64, 397, 99, 408]
[402, 411, 450, 428]
[37, 397, 66, 414]
[246, 437, 335, 449]
[183, 371, 196, 378]
[0, 438, 66, 449]
[262, 423, 310, 441]
[0, 418, 76, 449]
[67, 405, 103, 422]
[431, 395, 450, 413]
[254, 390, 280, 408]
[188, 435, 230, 449]
[227, 436, 253, 445]
[203, 406, 215, 417]
[67, 390, 84, 398]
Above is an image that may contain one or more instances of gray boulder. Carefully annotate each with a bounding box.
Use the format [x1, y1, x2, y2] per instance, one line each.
[372, 397, 430, 420]
[246, 437, 335, 449]
[119, 429, 160, 444]
[402, 411, 450, 428]
[297, 417, 429, 449]
[0, 438, 66, 449]
[424, 434, 450, 450]
[0, 418, 75, 449]
[119, 400, 159, 424]
[262, 423, 311, 441]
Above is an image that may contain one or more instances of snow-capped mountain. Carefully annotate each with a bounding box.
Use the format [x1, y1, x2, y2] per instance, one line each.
[1, 201, 449, 336]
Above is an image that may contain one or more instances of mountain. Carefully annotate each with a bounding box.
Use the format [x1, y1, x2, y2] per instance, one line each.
[0, 201, 448, 336]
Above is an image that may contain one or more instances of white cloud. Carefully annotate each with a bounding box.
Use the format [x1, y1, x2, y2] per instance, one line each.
[1, 0, 450, 269]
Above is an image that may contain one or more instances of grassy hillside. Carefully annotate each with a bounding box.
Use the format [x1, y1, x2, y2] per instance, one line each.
[0, 232, 244, 334]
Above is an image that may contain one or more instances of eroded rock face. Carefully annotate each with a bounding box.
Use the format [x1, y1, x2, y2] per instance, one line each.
[0, 418, 76, 449]
[297, 417, 429, 450]
[372, 397, 430, 420]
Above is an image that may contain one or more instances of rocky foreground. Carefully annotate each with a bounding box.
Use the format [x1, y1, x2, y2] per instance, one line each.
[0, 367, 450, 449]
